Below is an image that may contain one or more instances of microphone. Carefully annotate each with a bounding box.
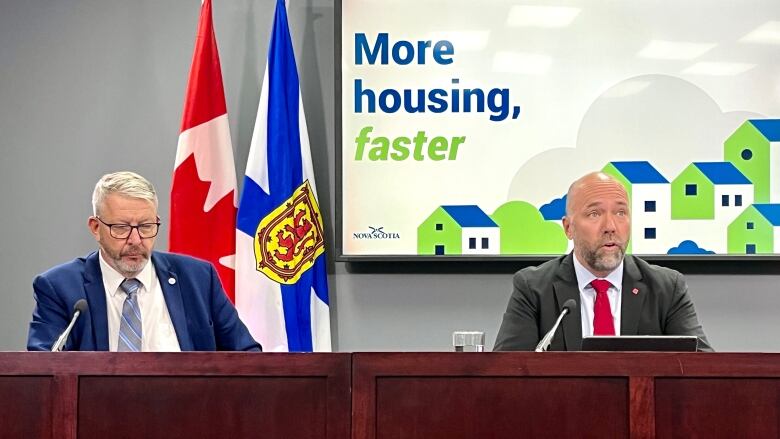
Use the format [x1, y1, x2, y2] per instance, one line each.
[51, 299, 88, 352]
[535, 299, 577, 352]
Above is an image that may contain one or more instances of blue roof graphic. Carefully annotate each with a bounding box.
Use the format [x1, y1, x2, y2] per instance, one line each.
[441, 205, 497, 227]
[693, 162, 751, 184]
[749, 119, 780, 142]
[753, 204, 780, 226]
[610, 161, 668, 183]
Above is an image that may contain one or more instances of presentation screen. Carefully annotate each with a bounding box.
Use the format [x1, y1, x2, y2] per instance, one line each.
[337, 0, 780, 260]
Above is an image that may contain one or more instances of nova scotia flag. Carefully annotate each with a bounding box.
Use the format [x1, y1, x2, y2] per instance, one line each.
[235, 0, 331, 352]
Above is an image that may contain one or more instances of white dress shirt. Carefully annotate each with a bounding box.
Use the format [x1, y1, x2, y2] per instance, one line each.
[572, 254, 623, 337]
[99, 251, 181, 352]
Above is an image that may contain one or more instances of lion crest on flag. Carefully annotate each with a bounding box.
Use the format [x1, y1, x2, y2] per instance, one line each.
[253, 180, 325, 284]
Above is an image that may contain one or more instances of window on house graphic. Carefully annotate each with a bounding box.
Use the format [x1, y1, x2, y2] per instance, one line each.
[469, 237, 476, 249]
[735, 195, 742, 206]
[435, 223, 443, 231]
[481, 237, 488, 249]
[644, 228, 656, 239]
[644, 200, 656, 212]
[722, 195, 729, 206]
[685, 184, 697, 196]
[746, 222, 754, 230]
[746, 244, 756, 254]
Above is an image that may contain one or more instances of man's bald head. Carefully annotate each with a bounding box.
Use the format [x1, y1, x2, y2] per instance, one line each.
[565, 172, 628, 217]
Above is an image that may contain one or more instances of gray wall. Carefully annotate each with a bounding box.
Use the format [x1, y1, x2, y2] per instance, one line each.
[1, 0, 778, 352]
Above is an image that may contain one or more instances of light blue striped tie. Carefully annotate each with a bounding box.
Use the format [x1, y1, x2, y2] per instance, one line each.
[118, 278, 143, 352]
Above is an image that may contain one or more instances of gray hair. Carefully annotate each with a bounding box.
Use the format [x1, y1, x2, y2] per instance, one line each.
[92, 171, 158, 216]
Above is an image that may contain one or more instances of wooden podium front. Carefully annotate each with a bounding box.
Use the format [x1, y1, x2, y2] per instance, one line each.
[352, 352, 780, 439]
[1, 352, 778, 438]
[0, 352, 350, 439]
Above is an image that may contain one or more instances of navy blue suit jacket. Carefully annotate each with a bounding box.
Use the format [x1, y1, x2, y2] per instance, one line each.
[27, 251, 262, 351]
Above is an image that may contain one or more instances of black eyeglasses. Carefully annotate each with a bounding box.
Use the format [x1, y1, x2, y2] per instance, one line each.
[95, 217, 161, 239]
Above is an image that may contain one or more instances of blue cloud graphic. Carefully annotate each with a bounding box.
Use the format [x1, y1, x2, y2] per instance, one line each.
[667, 240, 715, 255]
[539, 195, 566, 221]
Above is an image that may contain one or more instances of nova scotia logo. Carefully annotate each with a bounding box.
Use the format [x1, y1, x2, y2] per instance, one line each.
[353, 226, 401, 240]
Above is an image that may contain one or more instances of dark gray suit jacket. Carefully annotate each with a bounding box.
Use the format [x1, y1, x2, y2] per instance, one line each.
[493, 253, 712, 351]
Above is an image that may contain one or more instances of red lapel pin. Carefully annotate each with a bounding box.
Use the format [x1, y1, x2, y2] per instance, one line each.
[632, 288, 639, 295]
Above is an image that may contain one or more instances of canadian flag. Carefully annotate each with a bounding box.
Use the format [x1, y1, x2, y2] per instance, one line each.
[170, 0, 237, 300]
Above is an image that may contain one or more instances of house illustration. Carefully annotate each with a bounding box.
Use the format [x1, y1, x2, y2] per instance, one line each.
[666, 162, 753, 253]
[602, 161, 669, 254]
[671, 162, 753, 221]
[417, 205, 500, 255]
[414, 118, 779, 256]
[724, 119, 780, 203]
[728, 204, 780, 254]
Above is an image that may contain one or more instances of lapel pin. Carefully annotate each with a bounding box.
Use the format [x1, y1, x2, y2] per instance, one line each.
[632, 288, 639, 295]
[168, 277, 176, 285]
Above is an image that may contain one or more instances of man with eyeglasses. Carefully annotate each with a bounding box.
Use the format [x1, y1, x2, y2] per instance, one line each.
[27, 171, 261, 352]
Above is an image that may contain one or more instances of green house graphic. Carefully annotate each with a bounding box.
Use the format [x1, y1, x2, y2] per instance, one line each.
[724, 119, 780, 203]
[727, 204, 780, 254]
[418, 205, 499, 255]
[671, 162, 752, 220]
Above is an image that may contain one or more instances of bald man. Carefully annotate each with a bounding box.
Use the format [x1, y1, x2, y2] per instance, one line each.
[494, 172, 712, 351]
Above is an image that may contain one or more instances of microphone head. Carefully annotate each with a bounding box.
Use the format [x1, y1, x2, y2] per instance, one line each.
[562, 298, 577, 313]
[73, 299, 88, 314]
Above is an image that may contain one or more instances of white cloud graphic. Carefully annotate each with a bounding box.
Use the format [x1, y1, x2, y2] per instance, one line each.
[507, 74, 763, 206]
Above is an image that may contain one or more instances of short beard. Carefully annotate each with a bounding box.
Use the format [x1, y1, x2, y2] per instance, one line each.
[583, 245, 625, 274]
[101, 245, 149, 277]
[113, 255, 148, 277]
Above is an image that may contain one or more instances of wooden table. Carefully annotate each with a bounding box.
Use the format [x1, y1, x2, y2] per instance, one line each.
[352, 352, 780, 439]
[2, 352, 778, 438]
[0, 352, 350, 439]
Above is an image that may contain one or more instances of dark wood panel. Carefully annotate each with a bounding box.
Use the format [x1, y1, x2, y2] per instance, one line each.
[628, 376, 655, 439]
[0, 353, 351, 439]
[52, 375, 77, 439]
[655, 378, 779, 439]
[78, 376, 329, 439]
[2, 352, 780, 439]
[352, 352, 780, 377]
[352, 352, 780, 439]
[0, 352, 349, 376]
[0, 377, 53, 439]
[375, 376, 628, 439]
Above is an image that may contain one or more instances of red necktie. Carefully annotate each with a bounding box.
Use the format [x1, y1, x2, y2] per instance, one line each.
[591, 279, 615, 335]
